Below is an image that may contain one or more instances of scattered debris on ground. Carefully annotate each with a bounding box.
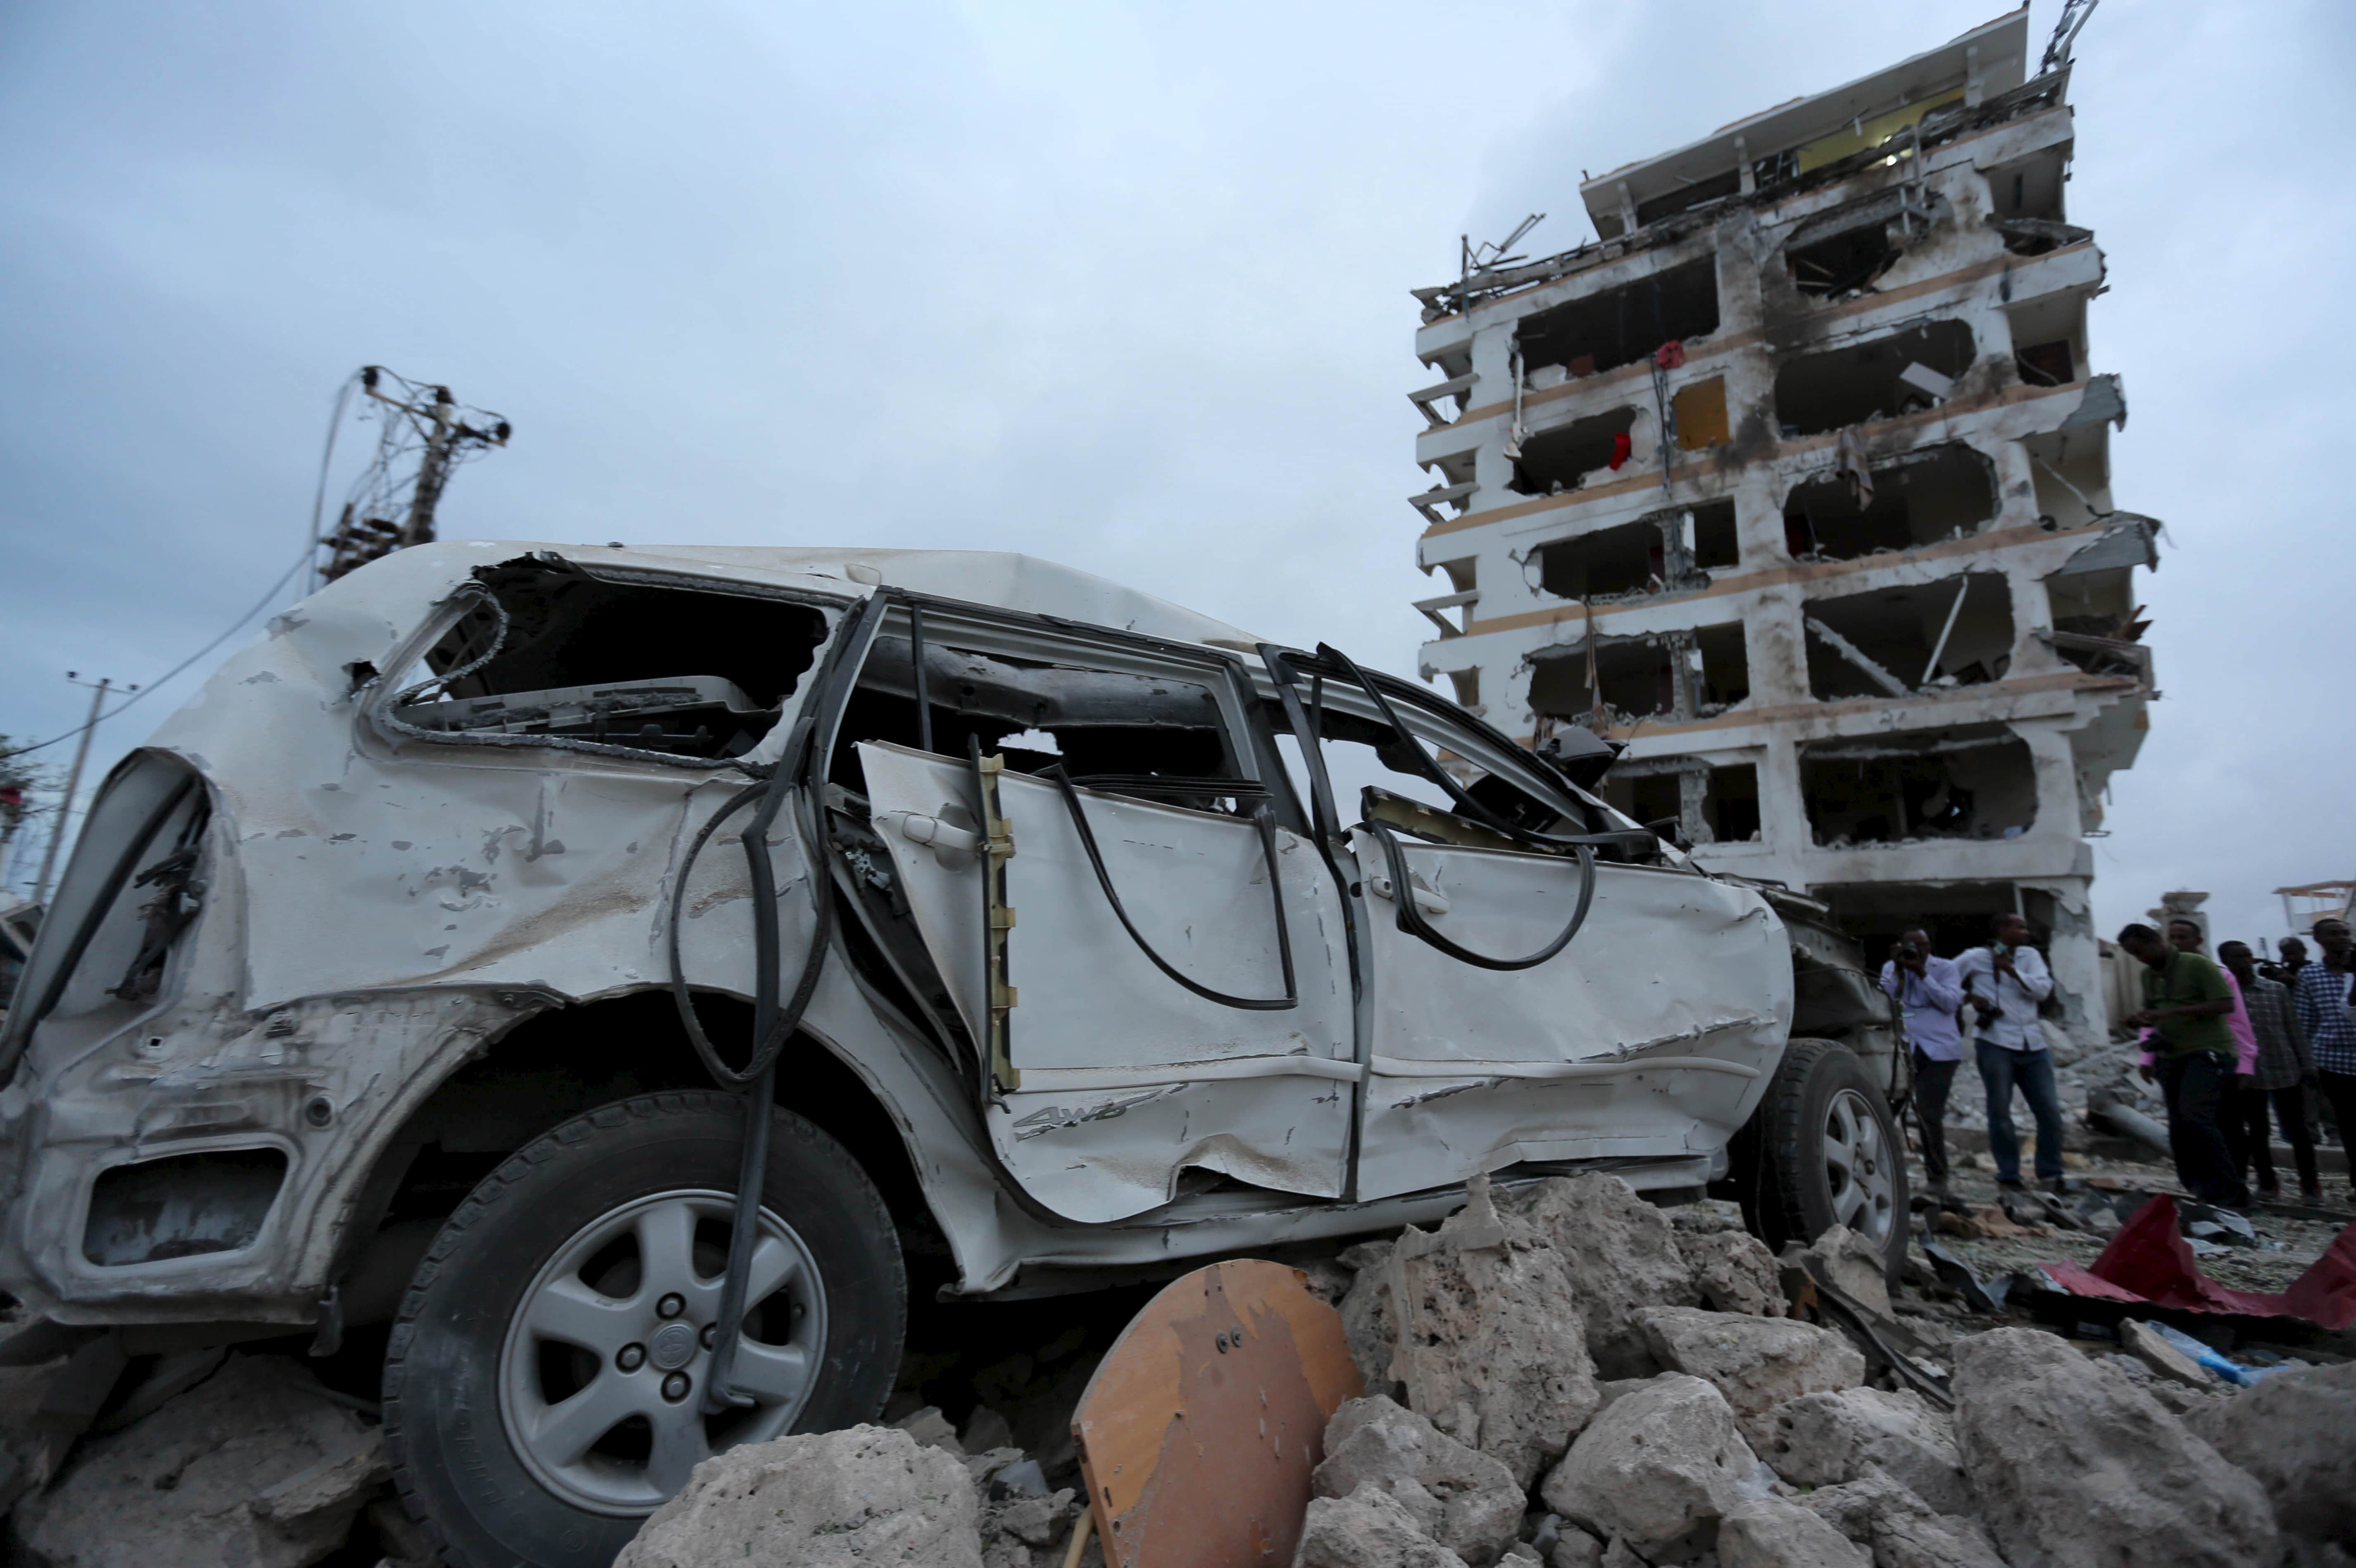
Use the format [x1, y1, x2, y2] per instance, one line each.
[0, 1150, 2348, 1568]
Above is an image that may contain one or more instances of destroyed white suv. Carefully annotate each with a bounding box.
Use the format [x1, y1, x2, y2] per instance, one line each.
[0, 544, 1903, 1565]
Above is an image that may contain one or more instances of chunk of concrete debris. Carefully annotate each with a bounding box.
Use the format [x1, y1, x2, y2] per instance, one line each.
[1390, 1180, 1600, 1490]
[1294, 1483, 1470, 1568]
[13, 1353, 385, 1568]
[1313, 1395, 1524, 1566]
[1538, 1373, 1758, 1561]
[1340, 1238, 1402, 1397]
[1546, 1521, 1603, 1568]
[1950, 1328, 2275, 1568]
[2190, 1359, 2356, 1550]
[614, 1425, 981, 1568]
[2118, 1319, 2214, 1390]
[1716, 1494, 1871, 1568]
[1796, 1225, 1891, 1316]
[1634, 1306, 1866, 1449]
[983, 1486, 1076, 1549]
[895, 1404, 968, 1454]
[961, 1406, 1015, 1454]
[2098, 1355, 2225, 1421]
[1295, 1255, 1356, 1307]
[1668, 1198, 1748, 1236]
[1801, 1472, 2006, 1568]
[1680, 1229, 1785, 1318]
[1751, 1387, 1969, 1515]
[1496, 1174, 1697, 1378]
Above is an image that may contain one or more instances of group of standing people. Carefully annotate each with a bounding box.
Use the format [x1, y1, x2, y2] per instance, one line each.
[1881, 909, 2356, 1213]
[1881, 913, 2065, 1196]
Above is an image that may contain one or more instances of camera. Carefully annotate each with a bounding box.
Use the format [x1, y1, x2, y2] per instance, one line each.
[1894, 941, 1922, 961]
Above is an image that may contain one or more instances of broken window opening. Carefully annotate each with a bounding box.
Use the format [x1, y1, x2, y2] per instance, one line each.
[2046, 558, 2151, 681]
[1800, 726, 2037, 847]
[1536, 519, 1677, 603]
[1694, 625, 1749, 713]
[1526, 623, 1740, 727]
[1515, 257, 1719, 380]
[1688, 500, 1740, 569]
[1803, 573, 2013, 700]
[396, 561, 833, 761]
[830, 627, 1247, 817]
[1985, 151, 2066, 224]
[1780, 442, 1996, 562]
[1706, 764, 1761, 843]
[1602, 760, 1759, 847]
[1817, 879, 2043, 972]
[1773, 320, 1976, 437]
[1787, 222, 1903, 299]
[2006, 292, 2085, 388]
[1509, 407, 1640, 497]
[2022, 425, 2113, 529]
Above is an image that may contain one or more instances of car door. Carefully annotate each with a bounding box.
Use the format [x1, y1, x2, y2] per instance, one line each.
[1264, 658, 1791, 1202]
[843, 605, 1354, 1224]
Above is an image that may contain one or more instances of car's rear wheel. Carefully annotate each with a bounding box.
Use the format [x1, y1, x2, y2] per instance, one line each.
[1731, 1038, 1907, 1276]
[383, 1092, 904, 1568]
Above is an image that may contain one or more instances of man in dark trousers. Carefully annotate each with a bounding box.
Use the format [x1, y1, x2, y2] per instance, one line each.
[1880, 926, 1966, 1195]
[2292, 917, 2356, 1199]
[2218, 940, 2320, 1201]
[2121, 922, 2249, 1208]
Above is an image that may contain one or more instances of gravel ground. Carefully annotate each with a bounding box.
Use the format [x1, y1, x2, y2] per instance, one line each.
[1903, 1137, 2356, 1297]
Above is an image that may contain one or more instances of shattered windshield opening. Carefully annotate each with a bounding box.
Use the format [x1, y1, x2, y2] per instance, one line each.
[831, 633, 1247, 813]
[394, 561, 832, 760]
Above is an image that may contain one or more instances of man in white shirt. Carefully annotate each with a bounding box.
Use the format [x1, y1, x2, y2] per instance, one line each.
[1953, 912, 2063, 1193]
[1879, 926, 1966, 1194]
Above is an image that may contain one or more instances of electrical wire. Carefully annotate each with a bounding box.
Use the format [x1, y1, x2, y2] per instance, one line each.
[304, 373, 362, 598]
[2, 544, 317, 763]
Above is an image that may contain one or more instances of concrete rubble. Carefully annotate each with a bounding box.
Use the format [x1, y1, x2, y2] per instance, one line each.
[613, 1425, 982, 1568]
[1380, 1178, 1602, 1489]
[1950, 1328, 2277, 1568]
[0, 1169, 2345, 1568]
[1313, 1396, 1525, 1566]
[12, 1353, 386, 1568]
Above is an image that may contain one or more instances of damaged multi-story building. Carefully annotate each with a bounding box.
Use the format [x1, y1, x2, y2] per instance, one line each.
[1406, 8, 2155, 1044]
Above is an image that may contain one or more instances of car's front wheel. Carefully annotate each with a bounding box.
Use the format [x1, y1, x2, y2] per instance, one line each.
[1730, 1038, 1908, 1277]
[383, 1092, 904, 1568]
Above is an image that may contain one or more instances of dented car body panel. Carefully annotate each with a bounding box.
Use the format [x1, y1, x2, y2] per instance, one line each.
[0, 540, 1798, 1328]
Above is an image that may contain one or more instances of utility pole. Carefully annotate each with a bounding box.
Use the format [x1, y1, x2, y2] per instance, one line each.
[390, 379, 458, 549]
[32, 673, 121, 907]
[317, 366, 510, 583]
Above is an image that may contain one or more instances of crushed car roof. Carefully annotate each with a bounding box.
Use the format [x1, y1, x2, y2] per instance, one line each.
[300, 540, 1267, 650]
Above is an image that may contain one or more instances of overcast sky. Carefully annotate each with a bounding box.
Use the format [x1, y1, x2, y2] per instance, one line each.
[2, 1, 2348, 949]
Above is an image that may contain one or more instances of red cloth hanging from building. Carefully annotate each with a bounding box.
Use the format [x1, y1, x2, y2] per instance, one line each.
[1608, 432, 1633, 471]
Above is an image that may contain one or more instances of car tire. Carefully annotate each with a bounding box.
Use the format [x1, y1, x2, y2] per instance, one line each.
[382, 1091, 905, 1568]
[1731, 1038, 1909, 1277]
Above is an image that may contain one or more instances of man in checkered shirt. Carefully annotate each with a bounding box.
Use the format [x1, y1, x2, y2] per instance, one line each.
[2292, 917, 2356, 1198]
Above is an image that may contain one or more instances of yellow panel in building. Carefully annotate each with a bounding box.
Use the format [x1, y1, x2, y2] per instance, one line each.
[1794, 88, 1965, 174]
[1673, 377, 1730, 451]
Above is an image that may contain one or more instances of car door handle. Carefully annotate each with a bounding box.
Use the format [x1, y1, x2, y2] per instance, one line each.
[1366, 874, 1449, 917]
[888, 812, 980, 856]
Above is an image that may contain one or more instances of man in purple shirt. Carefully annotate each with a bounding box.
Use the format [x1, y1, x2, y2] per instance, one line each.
[1880, 926, 1965, 1195]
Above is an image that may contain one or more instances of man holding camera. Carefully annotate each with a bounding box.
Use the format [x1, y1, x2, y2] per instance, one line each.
[1880, 927, 1965, 1194]
[1955, 912, 2065, 1193]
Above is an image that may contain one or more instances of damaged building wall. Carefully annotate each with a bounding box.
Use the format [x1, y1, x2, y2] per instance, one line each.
[1406, 16, 2153, 1045]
